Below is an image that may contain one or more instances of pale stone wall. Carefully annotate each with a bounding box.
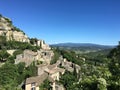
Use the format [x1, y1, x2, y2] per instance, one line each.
[37, 39, 50, 50]
[0, 30, 5, 36]
[52, 82, 56, 90]
[55, 83, 65, 90]
[36, 87, 39, 90]
[50, 72, 60, 81]
[38, 68, 44, 76]
[7, 50, 16, 55]
[25, 84, 31, 90]
[15, 49, 54, 66]
[37, 65, 47, 76]
[37, 50, 54, 64]
[25, 84, 39, 90]
[15, 50, 37, 66]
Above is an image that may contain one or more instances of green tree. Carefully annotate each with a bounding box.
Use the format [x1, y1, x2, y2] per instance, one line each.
[25, 62, 37, 77]
[0, 36, 6, 49]
[0, 50, 10, 62]
[7, 56, 15, 64]
[39, 79, 52, 90]
[97, 78, 107, 90]
[60, 71, 77, 90]
[107, 45, 120, 90]
[0, 63, 18, 87]
[50, 48, 60, 64]
[16, 62, 26, 84]
[108, 46, 120, 77]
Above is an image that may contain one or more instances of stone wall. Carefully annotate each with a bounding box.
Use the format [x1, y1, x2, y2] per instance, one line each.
[15, 49, 54, 66]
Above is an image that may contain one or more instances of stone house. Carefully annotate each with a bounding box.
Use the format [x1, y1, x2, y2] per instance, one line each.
[57, 58, 81, 73]
[15, 49, 54, 67]
[37, 64, 65, 81]
[25, 72, 54, 90]
[37, 39, 50, 50]
[36, 49, 54, 64]
[15, 50, 37, 67]
[25, 63, 65, 90]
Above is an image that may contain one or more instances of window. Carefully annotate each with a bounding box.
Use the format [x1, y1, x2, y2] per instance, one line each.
[31, 82, 35, 87]
[31, 82, 36, 90]
[31, 87, 36, 90]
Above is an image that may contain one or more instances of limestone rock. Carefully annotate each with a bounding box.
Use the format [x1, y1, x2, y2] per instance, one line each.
[0, 15, 51, 51]
[0, 16, 30, 43]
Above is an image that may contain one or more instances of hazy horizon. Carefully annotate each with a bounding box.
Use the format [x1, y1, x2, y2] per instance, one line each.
[50, 42, 117, 46]
[0, 0, 120, 45]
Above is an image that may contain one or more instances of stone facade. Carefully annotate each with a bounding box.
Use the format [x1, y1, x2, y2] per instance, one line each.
[37, 64, 65, 77]
[15, 49, 54, 67]
[37, 49, 54, 64]
[33, 39, 50, 50]
[40, 40, 50, 50]
[57, 56, 81, 73]
[25, 73, 49, 90]
[15, 50, 37, 67]
[25, 63, 65, 90]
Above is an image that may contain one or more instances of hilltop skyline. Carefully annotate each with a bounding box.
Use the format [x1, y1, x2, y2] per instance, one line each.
[0, 0, 120, 45]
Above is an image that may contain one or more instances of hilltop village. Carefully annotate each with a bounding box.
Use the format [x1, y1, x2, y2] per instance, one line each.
[0, 14, 120, 90]
[0, 14, 80, 90]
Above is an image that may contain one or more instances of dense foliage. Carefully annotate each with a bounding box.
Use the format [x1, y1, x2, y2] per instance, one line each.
[0, 37, 38, 89]
[0, 38, 40, 51]
[56, 44, 120, 90]
[0, 62, 37, 89]
[39, 79, 52, 90]
[50, 48, 60, 64]
[0, 27, 120, 90]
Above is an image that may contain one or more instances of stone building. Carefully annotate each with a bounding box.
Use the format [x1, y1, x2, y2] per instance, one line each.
[25, 72, 54, 90]
[33, 39, 50, 50]
[25, 63, 65, 90]
[15, 49, 54, 67]
[36, 49, 54, 64]
[15, 50, 37, 67]
[57, 57, 81, 73]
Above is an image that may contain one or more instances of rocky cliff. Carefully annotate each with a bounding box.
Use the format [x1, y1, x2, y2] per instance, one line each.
[0, 14, 50, 50]
[0, 15, 29, 42]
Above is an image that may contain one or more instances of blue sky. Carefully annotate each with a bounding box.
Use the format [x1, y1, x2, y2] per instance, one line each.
[0, 0, 120, 45]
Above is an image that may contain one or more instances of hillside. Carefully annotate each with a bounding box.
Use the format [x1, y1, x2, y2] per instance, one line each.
[0, 14, 55, 90]
[51, 43, 114, 53]
[0, 14, 120, 90]
[0, 14, 50, 50]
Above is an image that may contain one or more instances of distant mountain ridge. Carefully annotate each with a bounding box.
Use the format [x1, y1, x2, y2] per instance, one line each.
[51, 43, 114, 48]
[51, 43, 115, 53]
